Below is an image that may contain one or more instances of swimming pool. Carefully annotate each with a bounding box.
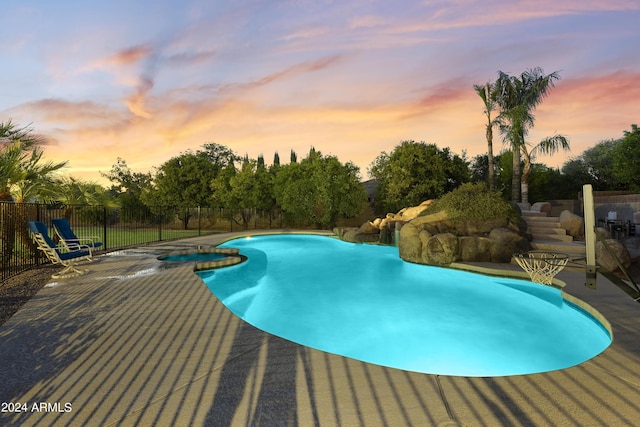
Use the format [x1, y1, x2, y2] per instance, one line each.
[197, 234, 611, 377]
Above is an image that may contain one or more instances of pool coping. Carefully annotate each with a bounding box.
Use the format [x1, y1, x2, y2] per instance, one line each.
[1, 229, 638, 426]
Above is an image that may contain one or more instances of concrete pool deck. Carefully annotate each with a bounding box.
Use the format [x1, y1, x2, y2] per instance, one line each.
[1, 231, 639, 426]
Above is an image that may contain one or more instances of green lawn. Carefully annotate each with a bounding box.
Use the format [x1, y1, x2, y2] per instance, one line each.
[71, 227, 217, 250]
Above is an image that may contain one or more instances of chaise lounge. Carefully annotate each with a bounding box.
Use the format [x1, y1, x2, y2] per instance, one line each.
[28, 221, 93, 278]
[52, 217, 102, 252]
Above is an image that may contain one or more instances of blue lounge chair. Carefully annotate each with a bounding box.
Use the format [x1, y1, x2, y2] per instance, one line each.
[51, 218, 102, 251]
[28, 221, 93, 278]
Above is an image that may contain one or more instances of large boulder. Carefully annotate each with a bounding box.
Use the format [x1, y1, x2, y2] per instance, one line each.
[559, 210, 585, 238]
[359, 221, 379, 234]
[423, 233, 460, 265]
[342, 228, 380, 244]
[596, 239, 631, 273]
[396, 200, 434, 221]
[459, 236, 493, 262]
[530, 201, 552, 216]
[488, 228, 532, 263]
[596, 227, 611, 239]
[398, 223, 422, 263]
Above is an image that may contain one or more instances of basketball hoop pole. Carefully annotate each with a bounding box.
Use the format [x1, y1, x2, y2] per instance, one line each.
[583, 184, 597, 289]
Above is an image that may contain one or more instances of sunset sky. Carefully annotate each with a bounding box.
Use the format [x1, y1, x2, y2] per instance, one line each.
[1, 0, 639, 184]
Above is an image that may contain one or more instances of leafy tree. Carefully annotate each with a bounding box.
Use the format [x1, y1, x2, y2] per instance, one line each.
[494, 68, 562, 202]
[368, 141, 470, 214]
[102, 158, 153, 222]
[211, 158, 275, 228]
[612, 124, 640, 191]
[526, 164, 575, 201]
[561, 139, 621, 191]
[1, 120, 67, 202]
[274, 149, 366, 228]
[471, 153, 504, 186]
[144, 144, 238, 228]
[473, 82, 499, 190]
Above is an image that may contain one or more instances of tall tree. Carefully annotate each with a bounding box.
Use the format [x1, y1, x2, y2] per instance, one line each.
[102, 158, 153, 222]
[144, 144, 238, 228]
[274, 150, 366, 228]
[612, 124, 640, 191]
[368, 141, 470, 214]
[561, 139, 621, 191]
[211, 158, 275, 228]
[494, 67, 561, 202]
[473, 82, 499, 190]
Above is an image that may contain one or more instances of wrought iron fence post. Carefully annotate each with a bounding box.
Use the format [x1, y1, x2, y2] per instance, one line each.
[103, 206, 108, 251]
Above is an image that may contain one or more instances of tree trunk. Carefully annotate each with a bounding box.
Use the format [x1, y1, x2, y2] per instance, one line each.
[487, 142, 495, 191]
[487, 126, 495, 191]
[521, 182, 529, 204]
[511, 148, 521, 202]
[521, 148, 532, 204]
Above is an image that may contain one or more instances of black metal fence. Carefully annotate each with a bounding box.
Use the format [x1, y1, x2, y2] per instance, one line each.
[1, 202, 283, 284]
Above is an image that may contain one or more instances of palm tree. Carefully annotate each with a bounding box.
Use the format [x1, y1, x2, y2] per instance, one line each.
[1, 120, 62, 201]
[473, 82, 499, 190]
[521, 134, 570, 203]
[494, 68, 561, 203]
[1, 121, 66, 268]
[12, 147, 68, 202]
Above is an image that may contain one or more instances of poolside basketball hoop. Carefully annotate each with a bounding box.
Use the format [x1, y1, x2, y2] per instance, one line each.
[514, 251, 569, 285]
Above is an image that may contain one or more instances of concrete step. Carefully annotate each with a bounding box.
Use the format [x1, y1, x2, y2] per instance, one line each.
[526, 220, 561, 229]
[531, 240, 586, 255]
[523, 215, 559, 223]
[528, 227, 566, 235]
[521, 211, 548, 217]
[531, 233, 574, 242]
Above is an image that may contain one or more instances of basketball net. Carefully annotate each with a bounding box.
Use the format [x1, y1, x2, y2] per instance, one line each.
[515, 252, 569, 285]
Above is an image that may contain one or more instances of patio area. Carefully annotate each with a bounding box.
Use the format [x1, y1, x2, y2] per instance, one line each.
[1, 231, 639, 426]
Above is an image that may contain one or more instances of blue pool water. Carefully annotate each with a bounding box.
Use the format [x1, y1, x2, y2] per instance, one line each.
[198, 234, 611, 376]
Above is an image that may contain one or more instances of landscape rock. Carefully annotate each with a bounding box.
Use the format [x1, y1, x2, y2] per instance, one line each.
[596, 239, 631, 273]
[596, 227, 611, 239]
[488, 228, 532, 263]
[335, 198, 529, 266]
[559, 210, 585, 238]
[423, 233, 459, 265]
[530, 202, 552, 215]
[459, 236, 493, 262]
[396, 210, 530, 265]
[342, 228, 381, 243]
[359, 221, 379, 234]
[398, 223, 422, 263]
[397, 200, 434, 221]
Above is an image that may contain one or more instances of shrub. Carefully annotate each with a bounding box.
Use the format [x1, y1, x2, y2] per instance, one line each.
[421, 182, 518, 222]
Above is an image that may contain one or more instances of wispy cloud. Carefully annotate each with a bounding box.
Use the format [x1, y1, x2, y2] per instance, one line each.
[2, 0, 639, 182]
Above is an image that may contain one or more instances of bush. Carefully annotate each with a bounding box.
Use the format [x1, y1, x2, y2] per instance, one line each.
[421, 182, 518, 222]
